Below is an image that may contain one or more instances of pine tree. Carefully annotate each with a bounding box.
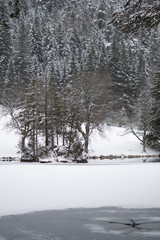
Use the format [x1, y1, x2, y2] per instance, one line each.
[111, 0, 160, 33]
[12, 19, 32, 85]
[147, 68, 160, 150]
[47, 75, 63, 149]
[23, 79, 43, 161]
[0, 1, 11, 99]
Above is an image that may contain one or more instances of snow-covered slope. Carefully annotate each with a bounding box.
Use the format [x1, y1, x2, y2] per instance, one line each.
[0, 111, 20, 158]
[89, 126, 158, 156]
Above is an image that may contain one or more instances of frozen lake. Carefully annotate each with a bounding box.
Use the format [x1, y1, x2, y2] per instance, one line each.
[0, 162, 160, 217]
[0, 207, 160, 240]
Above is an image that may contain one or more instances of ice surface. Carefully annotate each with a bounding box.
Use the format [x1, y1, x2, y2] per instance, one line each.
[0, 164, 160, 216]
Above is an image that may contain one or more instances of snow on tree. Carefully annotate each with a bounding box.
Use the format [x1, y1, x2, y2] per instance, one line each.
[0, 0, 20, 28]
[130, 81, 153, 152]
[0, 2, 12, 99]
[1, 0, 160, 156]
[111, 0, 160, 33]
[147, 67, 160, 150]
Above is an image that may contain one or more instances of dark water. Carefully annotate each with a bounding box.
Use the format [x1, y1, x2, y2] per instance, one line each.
[0, 207, 160, 240]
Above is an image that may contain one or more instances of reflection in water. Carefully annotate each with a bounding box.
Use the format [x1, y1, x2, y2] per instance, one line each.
[83, 216, 160, 237]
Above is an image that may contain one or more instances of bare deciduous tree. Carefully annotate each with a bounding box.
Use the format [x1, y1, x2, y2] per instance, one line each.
[130, 82, 153, 152]
[67, 71, 111, 153]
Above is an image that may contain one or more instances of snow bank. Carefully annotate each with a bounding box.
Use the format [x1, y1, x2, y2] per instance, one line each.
[0, 163, 160, 216]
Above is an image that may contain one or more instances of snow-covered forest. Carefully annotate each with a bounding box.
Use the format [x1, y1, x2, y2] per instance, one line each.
[0, 0, 160, 161]
[1, 2, 160, 231]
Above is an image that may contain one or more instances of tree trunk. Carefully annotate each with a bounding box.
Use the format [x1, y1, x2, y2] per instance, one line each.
[142, 130, 146, 153]
[62, 126, 65, 146]
[21, 135, 26, 153]
[50, 113, 55, 150]
[68, 120, 73, 156]
[45, 115, 49, 147]
[51, 126, 55, 151]
[84, 123, 90, 153]
[44, 84, 49, 148]
[32, 127, 36, 159]
[84, 138, 89, 154]
[35, 114, 39, 161]
[56, 128, 59, 146]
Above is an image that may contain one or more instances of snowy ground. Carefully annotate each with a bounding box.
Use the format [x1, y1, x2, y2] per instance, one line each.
[89, 125, 158, 156]
[0, 107, 160, 217]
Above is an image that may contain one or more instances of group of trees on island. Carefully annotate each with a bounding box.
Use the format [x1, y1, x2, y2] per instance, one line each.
[3, 71, 110, 161]
[0, 0, 160, 160]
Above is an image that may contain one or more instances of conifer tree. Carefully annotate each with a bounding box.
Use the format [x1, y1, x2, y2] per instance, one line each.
[0, 1, 11, 99]
[23, 79, 43, 161]
[147, 68, 160, 150]
[47, 75, 63, 149]
[111, 0, 160, 33]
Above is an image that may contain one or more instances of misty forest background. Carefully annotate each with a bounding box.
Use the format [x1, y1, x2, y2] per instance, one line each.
[0, 0, 160, 161]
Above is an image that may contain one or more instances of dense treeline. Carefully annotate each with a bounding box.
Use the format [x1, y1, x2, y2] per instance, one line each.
[0, 0, 160, 159]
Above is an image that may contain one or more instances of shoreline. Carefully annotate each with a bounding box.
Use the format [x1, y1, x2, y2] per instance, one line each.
[89, 154, 160, 160]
